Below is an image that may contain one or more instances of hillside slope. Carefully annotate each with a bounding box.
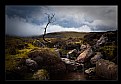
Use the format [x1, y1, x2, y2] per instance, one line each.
[37, 31, 89, 38]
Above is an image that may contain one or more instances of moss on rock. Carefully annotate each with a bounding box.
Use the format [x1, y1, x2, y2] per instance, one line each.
[28, 48, 66, 75]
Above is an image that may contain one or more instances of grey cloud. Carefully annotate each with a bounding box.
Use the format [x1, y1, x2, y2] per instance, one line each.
[5, 6, 117, 36]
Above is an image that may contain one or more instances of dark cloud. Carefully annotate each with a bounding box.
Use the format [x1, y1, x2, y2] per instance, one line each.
[5, 6, 50, 25]
[6, 6, 42, 18]
[94, 25, 116, 31]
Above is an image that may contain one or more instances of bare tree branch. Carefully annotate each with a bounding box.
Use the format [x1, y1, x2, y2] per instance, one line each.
[43, 13, 55, 42]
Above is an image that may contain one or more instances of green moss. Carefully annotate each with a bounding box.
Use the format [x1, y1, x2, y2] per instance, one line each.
[99, 45, 117, 60]
[5, 55, 18, 71]
[32, 69, 49, 80]
[5, 43, 40, 71]
[59, 49, 69, 55]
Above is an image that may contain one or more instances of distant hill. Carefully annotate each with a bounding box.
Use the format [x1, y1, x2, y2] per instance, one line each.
[38, 31, 89, 38]
[5, 30, 118, 39]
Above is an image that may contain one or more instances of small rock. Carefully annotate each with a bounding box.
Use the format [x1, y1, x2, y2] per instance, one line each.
[90, 52, 103, 64]
[26, 58, 38, 72]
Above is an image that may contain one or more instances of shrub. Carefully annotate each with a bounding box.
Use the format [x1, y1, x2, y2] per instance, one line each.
[99, 45, 117, 61]
[7, 47, 19, 55]
[32, 69, 49, 80]
[28, 48, 66, 75]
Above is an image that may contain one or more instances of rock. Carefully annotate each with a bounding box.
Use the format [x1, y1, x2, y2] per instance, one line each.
[66, 49, 78, 60]
[96, 59, 118, 80]
[28, 48, 62, 65]
[75, 47, 94, 63]
[32, 69, 49, 80]
[32, 56, 43, 67]
[54, 48, 61, 58]
[26, 58, 38, 72]
[85, 67, 96, 75]
[61, 58, 76, 65]
[33, 40, 45, 47]
[61, 58, 82, 71]
[95, 34, 108, 48]
[90, 52, 103, 64]
[28, 48, 66, 75]
[80, 44, 87, 50]
[61, 58, 71, 64]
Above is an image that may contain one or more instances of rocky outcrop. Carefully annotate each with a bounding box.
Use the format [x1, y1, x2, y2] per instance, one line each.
[96, 59, 118, 80]
[90, 52, 103, 64]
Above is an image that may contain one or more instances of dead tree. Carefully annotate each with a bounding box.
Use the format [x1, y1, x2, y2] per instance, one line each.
[43, 13, 55, 42]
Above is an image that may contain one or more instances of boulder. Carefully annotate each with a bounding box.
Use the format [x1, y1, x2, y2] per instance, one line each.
[90, 52, 103, 64]
[32, 56, 43, 67]
[80, 44, 87, 50]
[95, 35, 108, 48]
[28, 48, 66, 75]
[28, 48, 62, 65]
[80, 44, 91, 53]
[66, 49, 78, 60]
[75, 47, 94, 63]
[96, 59, 118, 80]
[61, 58, 82, 71]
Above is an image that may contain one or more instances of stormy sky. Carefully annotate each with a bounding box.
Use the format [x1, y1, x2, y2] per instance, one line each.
[5, 6, 117, 37]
